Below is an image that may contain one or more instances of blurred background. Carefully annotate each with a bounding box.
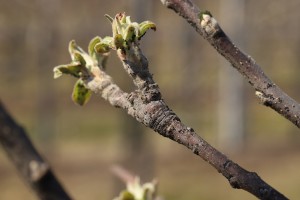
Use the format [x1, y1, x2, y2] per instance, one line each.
[1, 0, 300, 199]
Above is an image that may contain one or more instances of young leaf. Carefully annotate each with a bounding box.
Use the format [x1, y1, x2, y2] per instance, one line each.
[94, 42, 110, 54]
[68, 40, 87, 61]
[114, 34, 125, 49]
[53, 62, 82, 79]
[72, 80, 92, 106]
[73, 52, 86, 66]
[124, 24, 137, 42]
[88, 36, 102, 56]
[138, 21, 156, 40]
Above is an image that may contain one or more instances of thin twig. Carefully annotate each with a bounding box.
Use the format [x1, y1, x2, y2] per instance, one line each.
[160, 0, 300, 128]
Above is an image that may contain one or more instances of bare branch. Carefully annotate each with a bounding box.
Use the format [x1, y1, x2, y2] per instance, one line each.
[160, 0, 300, 128]
[0, 101, 72, 200]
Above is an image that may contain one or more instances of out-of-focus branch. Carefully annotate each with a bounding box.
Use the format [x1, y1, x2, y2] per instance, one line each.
[54, 13, 288, 199]
[0, 101, 72, 200]
[160, 0, 300, 128]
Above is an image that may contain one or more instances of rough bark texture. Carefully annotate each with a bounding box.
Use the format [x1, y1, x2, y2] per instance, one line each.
[81, 41, 288, 199]
[1, 1, 295, 199]
[161, 0, 300, 128]
[0, 101, 72, 200]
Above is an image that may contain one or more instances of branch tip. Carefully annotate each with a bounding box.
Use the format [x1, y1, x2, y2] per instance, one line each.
[29, 160, 49, 182]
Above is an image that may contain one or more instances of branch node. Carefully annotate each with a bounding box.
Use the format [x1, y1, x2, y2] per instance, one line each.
[29, 160, 49, 182]
[229, 176, 240, 189]
[255, 91, 272, 106]
[199, 11, 221, 37]
[186, 126, 194, 132]
[223, 160, 232, 170]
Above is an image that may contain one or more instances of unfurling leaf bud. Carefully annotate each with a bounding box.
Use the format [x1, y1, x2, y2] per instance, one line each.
[88, 36, 102, 56]
[94, 43, 110, 54]
[72, 79, 92, 106]
[138, 21, 156, 40]
[114, 34, 125, 49]
[53, 62, 83, 79]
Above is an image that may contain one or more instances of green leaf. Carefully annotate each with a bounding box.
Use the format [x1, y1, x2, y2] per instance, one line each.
[53, 62, 82, 79]
[94, 42, 110, 54]
[69, 40, 86, 60]
[72, 80, 92, 106]
[73, 52, 86, 66]
[93, 36, 113, 54]
[88, 36, 102, 56]
[124, 24, 139, 42]
[68, 40, 76, 54]
[138, 21, 156, 39]
[101, 36, 113, 46]
[114, 34, 125, 49]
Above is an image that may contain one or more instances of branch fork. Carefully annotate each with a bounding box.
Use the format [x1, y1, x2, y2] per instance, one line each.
[54, 12, 288, 199]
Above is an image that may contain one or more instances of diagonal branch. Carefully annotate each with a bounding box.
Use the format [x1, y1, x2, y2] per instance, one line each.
[55, 13, 288, 199]
[160, 0, 300, 128]
[0, 101, 72, 200]
[82, 43, 288, 200]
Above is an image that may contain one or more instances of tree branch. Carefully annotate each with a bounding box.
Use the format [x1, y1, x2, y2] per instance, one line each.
[0, 101, 72, 200]
[55, 13, 288, 199]
[85, 42, 287, 200]
[160, 0, 300, 128]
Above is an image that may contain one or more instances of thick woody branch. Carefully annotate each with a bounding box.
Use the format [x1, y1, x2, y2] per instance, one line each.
[160, 0, 300, 128]
[83, 41, 287, 199]
[0, 101, 72, 200]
